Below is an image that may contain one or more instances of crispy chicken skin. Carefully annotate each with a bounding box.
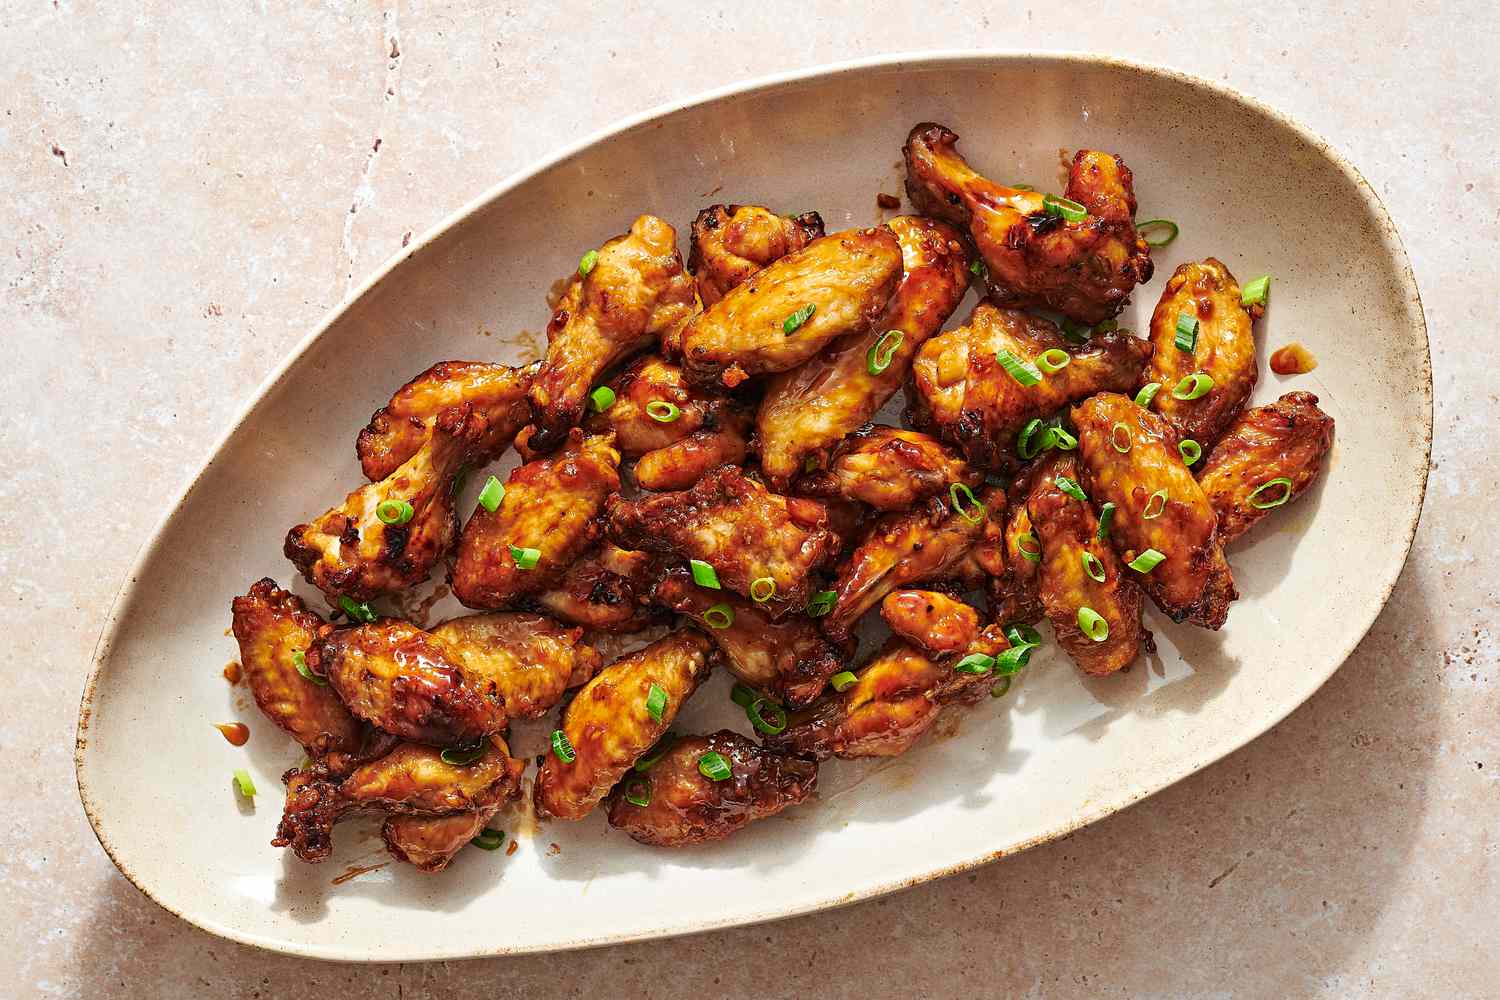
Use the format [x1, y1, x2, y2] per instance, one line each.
[606, 731, 817, 846]
[632, 407, 752, 492]
[534, 630, 714, 821]
[1027, 453, 1144, 675]
[910, 303, 1152, 470]
[903, 123, 1153, 324]
[529, 544, 666, 632]
[429, 611, 603, 719]
[285, 407, 483, 603]
[987, 465, 1046, 625]
[677, 226, 903, 389]
[687, 204, 825, 307]
[307, 618, 509, 745]
[606, 465, 841, 615]
[1142, 259, 1259, 445]
[798, 426, 977, 512]
[383, 807, 501, 873]
[881, 589, 982, 656]
[1073, 393, 1237, 629]
[821, 486, 1003, 640]
[1197, 391, 1335, 543]
[528, 215, 698, 450]
[449, 429, 620, 609]
[356, 361, 536, 482]
[653, 566, 849, 708]
[756, 216, 971, 485]
[766, 626, 1006, 761]
[230, 579, 366, 765]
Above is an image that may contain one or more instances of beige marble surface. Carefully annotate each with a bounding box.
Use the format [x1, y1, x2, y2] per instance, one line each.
[6, 1, 1495, 996]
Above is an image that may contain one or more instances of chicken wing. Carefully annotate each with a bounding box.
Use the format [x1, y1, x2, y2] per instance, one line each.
[797, 426, 977, 511]
[903, 122, 1153, 324]
[285, 406, 483, 603]
[382, 808, 503, 873]
[880, 589, 982, 656]
[820, 486, 1002, 640]
[605, 731, 816, 846]
[429, 610, 602, 719]
[534, 630, 714, 821]
[1141, 259, 1259, 445]
[356, 360, 536, 481]
[909, 303, 1152, 470]
[605, 465, 841, 616]
[986, 465, 1046, 626]
[653, 566, 849, 708]
[528, 215, 698, 450]
[1196, 391, 1335, 543]
[687, 203, 825, 307]
[1027, 452, 1144, 675]
[229, 578, 367, 768]
[449, 429, 620, 609]
[1072, 393, 1236, 629]
[528, 543, 666, 632]
[677, 226, 903, 389]
[756, 215, 971, 485]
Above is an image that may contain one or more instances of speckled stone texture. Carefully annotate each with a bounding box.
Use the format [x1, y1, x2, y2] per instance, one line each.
[6, 1, 1496, 996]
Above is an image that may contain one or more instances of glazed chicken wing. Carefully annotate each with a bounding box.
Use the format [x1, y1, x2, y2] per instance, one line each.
[1141, 259, 1259, 445]
[909, 303, 1152, 470]
[687, 203, 825, 307]
[356, 360, 536, 481]
[904, 123, 1153, 324]
[528, 215, 698, 450]
[653, 566, 849, 708]
[606, 731, 817, 846]
[534, 630, 714, 821]
[605, 465, 841, 616]
[756, 215, 971, 485]
[529, 544, 666, 632]
[1197, 391, 1335, 542]
[429, 610, 602, 719]
[677, 226, 903, 389]
[1027, 452, 1144, 675]
[584, 354, 751, 491]
[383, 808, 503, 873]
[1073, 393, 1236, 629]
[880, 589, 982, 656]
[986, 465, 1046, 625]
[449, 429, 620, 609]
[797, 426, 977, 512]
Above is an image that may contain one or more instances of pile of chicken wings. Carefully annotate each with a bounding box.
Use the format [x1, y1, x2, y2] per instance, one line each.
[231, 122, 1334, 872]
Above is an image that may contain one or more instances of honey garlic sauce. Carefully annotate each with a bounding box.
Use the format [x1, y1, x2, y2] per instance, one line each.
[1270, 342, 1318, 375]
[214, 722, 250, 746]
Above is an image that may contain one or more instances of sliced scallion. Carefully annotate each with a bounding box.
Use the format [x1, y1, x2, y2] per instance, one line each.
[1036, 348, 1071, 374]
[949, 482, 986, 523]
[578, 249, 599, 277]
[1179, 439, 1203, 466]
[1043, 193, 1088, 223]
[689, 559, 720, 589]
[1016, 530, 1042, 563]
[1055, 475, 1087, 503]
[1060, 318, 1092, 345]
[866, 330, 904, 375]
[1096, 502, 1117, 541]
[1050, 426, 1078, 450]
[1111, 422, 1132, 453]
[550, 729, 576, 764]
[748, 698, 788, 735]
[1248, 477, 1294, 509]
[634, 733, 677, 772]
[969, 259, 989, 282]
[646, 400, 681, 423]
[996, 349, 1042, 387]
[1077, 607, 1109, 642]
[1127, 548, 1167, 573]
[509, 544, 541, 570]
[1138, 218, 1179, 247]
[588, 385, 616, 412]
[623, 779, 652, 808]
[991, 675, 1013, 698]
[730, 682, 758, 709]
[1017, 417, 1047, 459]
[440, 741, 487, 766]
[783, 303, 816, 335]
[807, 590, 836, 617]
[953, 652, 995, 675]
[1174, 313, 1200, 353]
[703, 603, 734, 629]
[1134, 382, 1163, 409]
[292, 649, 327, 687]
[1172, 372, 1215, 400]
[376, 498, 414, 525]
[1142, 489, 1168, 520]
[476, 475, 505, 513]
[1082, 551, 1106, 583]
[645, 683, 667, 723]
[232, 768, 256, 799]
[1242, 274, 1271, 308]
[750, 577, 776, 603]
[829, 670, 858, 692]
[470, 827, 505, 850]
[339, 596, 375, 623]
[697, 751, 732, 782]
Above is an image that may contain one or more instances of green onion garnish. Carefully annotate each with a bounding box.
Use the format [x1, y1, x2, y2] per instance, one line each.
[1094, 318, 1119, 333]
[578, 249, 599, 277]
[623, 779, 652, 807]
[1077, 607, 1109, 642]
[991, 676, 1013, 698]
[1055, 476, 1087, 503]
[1134, 382, 1162, 408]
[703, 603, 734, 629]
[1035, 348, 1071, 374]
[440, 741, 487, 766]
[997, 623, 1042, 674]
[1138, 218, 1179, 247]
[748, 698, 788, 735]
[807, 590, 837, 617]
[646, 400, 681, 423]
[634, 733, 676, 772]
[1010, 183, 1035, 191]
[550, 729, 576, 764]
[1111, 422, 1132, 452]
[954, 652, 995, 675]
[509, 544, 541, 570]
[1174, 313, 1199, 353]
[829, 671, 858, 692]
[866, 330, 904, 375]
[1050, 426, 1078, 450]
[232, 768, 256, 799]
[1096, 502, 1117, 541]
[1179, 439, 1202, 465]
[476, 475, 505, 513]
[1248, 477, 1295, 509]
[969, 259, 989, 282]
[1127, 548, 1167, 573]
[750, 577, 776, 603]
[689, 559, 720, 589]
[1143, 489, 1168, 519]
[996, 349, 1042, 387]
[1060, 318, 1091, 345]
[645, 683, 668, 723]
[292, 649, 327, 687]
[1241, 274, 1271, 308]
[783, 303, 816, 335]
[470, 827, 505, 850]
[1017, 530, 1041, 563]
[949, 482, 986, 523]
[1043, 193, 1088, 223]
[339, 596, 375, 622]
[1172, 372, 1215, 400]
[588, 385, 616, 412]
[1004, 622, 1042, 648]
[730, 682, 757, 709]
[1082, 551, 1106, 583]
[698, 751, 732, 782]
[1017, 418, 1048, 459]
[376, 498, 414, 525]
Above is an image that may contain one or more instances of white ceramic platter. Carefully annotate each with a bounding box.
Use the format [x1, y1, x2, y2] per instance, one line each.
[76, 52, 1430, 961]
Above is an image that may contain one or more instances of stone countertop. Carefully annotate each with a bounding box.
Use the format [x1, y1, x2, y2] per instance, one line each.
[6, 2, 1494, 997]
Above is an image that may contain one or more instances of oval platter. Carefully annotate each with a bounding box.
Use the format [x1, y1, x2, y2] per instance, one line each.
[75, 52, 1430, 961]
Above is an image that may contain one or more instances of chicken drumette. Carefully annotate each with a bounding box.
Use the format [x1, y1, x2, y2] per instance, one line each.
[686, 203, 825, 307]
[796, 426, 977, 512]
